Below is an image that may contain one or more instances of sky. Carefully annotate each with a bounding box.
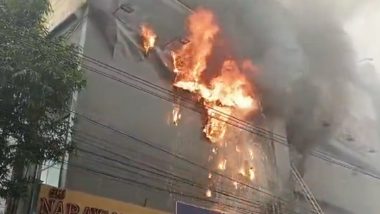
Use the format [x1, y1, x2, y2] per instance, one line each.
[345, 0, 380, 77]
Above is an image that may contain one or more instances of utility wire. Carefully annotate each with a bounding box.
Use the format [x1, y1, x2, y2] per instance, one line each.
[72, 137, 266, 212]
[72, 110, 289, 203]
[2, 35, 378, 181]
[81, 62, 288, 146]
[72, 131, 313, 214]
[83, 56, 288, 142]
[0, 102, 282, 202]
[1, 30, 287, 145]
[44, 151, 284, 214]
[0, 99, 366, 214]
[74, 132, 274, 207]
[80, 63, 380, 180]
[57, 159, 264, 214]
[69, 113, 317, 213]
[79, 53, 380, 181]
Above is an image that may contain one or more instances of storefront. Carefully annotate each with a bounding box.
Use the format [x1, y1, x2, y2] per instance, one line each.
[37, 184, 168, 214]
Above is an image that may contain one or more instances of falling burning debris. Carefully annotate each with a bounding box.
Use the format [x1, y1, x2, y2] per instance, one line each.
[140, 24, 157, 54]
[172, 104, 182, 126]
[239, 168, 246, 177]
[249, 167, 255, 181]
[238, 161, 255, 181]
[249, 149, 254, 160]
[235, 145, 241, 153]
[212, 147, 217, 154]
[218, 159, 227, 171]
[233, 181, 238, 190]
[206, 189, 212, 198]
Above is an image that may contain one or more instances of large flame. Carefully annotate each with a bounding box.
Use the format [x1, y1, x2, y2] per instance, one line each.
[171, 9, 258, 143]
[138, 9, 260, 192]
[172, 9, 219, 84]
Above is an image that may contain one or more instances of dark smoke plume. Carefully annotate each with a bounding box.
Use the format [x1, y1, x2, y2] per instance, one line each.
[204, 0, 379, 174]
[88, 0, 380, 174]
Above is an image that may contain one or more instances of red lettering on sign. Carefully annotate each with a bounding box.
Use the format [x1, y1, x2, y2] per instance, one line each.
[48, 188, 66, 200]
[82, 207, 90, 214]
[66, 203, 80, 214]
[100, 209, 109, 214]
[39, 198, 55, 214]
[82, 207, 109, 214]
[54, 201, 64, 214]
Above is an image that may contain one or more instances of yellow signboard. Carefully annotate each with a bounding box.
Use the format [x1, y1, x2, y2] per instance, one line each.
[37, 184, 168, 214]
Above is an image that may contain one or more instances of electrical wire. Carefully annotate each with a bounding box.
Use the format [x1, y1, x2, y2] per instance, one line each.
[1, 29, 288, 146]
[72, 131, 312, 214]
[2, 33, 380, 214]
[53, 159, 265, 214]
[2, 10, 375, 214]
[2, 34, 378, 181]
[69, 114, 317, 213]
[72, 138, 266, 212]
[82, 56, 288, 143]
[73, 111, 287, 201]
[74, 132, 271, 206]
[0, 104, 349, 213]
[80, 63, 380, 180]
[0, 101, 284, 202]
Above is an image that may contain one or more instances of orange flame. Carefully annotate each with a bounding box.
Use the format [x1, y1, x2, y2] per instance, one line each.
[172, 9, 219, 84]
[137, 8, 260, 187]
[171, 9, 258, 143]
[140, 24, 157, 54]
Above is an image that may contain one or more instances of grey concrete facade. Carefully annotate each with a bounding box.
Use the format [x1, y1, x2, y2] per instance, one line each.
[49, 1, 380, 214]
[64, 0, 282, 213]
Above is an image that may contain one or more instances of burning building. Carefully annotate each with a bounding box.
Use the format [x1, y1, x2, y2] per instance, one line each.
[38, 1, 283, 213]
[37, 0, 380, 214]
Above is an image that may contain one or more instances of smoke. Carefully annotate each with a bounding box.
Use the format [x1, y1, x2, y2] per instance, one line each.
[276, 0, 380, 165]
[279, 1, 357, 156]
[89, 0, 379, 173]
[204, 0, 380, 172]
[256, 0, 380, 173]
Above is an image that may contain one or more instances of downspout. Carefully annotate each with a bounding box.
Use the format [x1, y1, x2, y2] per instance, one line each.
[58, 7, 89, 188]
